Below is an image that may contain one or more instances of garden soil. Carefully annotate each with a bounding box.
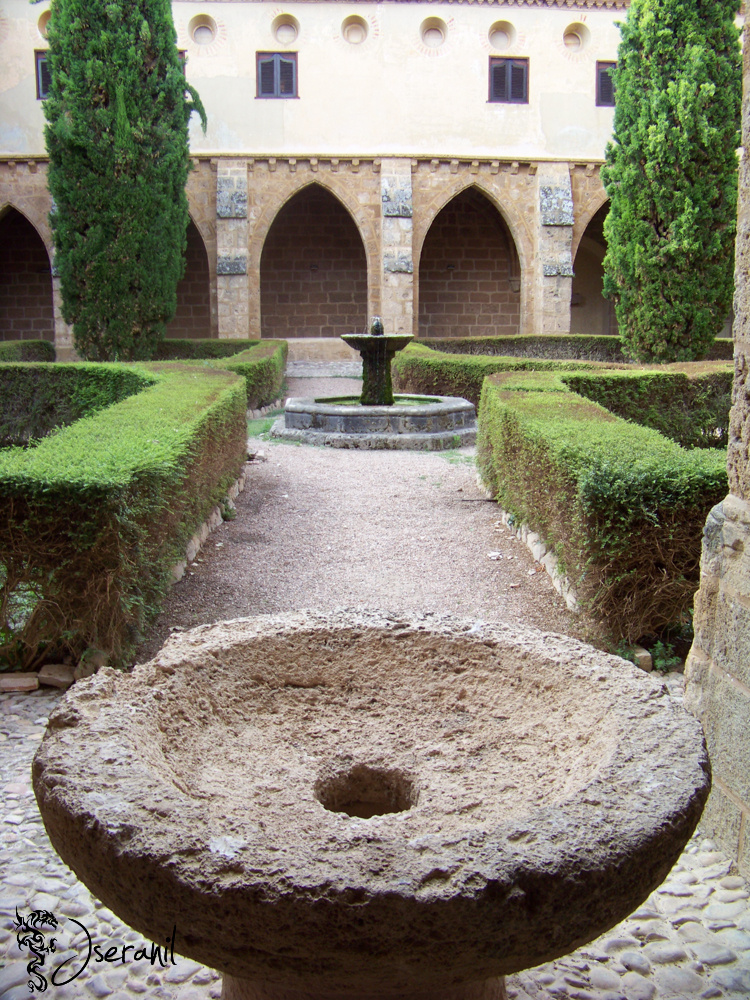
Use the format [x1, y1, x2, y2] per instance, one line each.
[136, 375, 584, 662]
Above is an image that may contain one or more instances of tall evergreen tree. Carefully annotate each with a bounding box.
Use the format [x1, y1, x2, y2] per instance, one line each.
[44, 0, 206, 361]
[601, 0, 741, 363]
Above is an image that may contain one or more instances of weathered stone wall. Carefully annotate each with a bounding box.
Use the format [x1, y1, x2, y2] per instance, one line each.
[0, 206, 54, 341]
[418, 188, 520, 338]
[0, 154, 617, 346]
[684, 21, 750, 879]
[260, 185, 368, 340]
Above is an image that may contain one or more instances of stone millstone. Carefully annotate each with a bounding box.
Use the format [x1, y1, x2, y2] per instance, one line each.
[32, 610, 709, 996]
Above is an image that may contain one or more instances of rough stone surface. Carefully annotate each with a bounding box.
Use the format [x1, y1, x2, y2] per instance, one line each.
[33, 610, 709, 995]
[0, 672, 39, 692]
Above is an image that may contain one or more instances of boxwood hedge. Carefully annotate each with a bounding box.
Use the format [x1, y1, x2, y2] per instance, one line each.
[477, 371, 728, 641]
[418, 335, 733, 362]
[0, 340, 56, 363]
[0, 362, 248, 669]
[153, 338, 260, 360]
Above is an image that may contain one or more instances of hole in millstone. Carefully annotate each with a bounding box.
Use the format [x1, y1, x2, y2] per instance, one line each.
[315, 765, 418, 819]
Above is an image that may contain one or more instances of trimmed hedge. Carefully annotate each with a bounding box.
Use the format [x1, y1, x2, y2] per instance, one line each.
[0, 340, 56, 363]
[0, 363, 152, 447]
[153, 338, 260, 360]
[418, 335, 733, 362]
[477, 371, 728, 641]
[561, 365, 733, 449]
[0, 362, 248, 669]
[210, 339, 288, 409]
[392, 342, 603, 405]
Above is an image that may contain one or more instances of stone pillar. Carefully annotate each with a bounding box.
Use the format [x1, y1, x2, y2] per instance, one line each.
[534, 163, 574, 336]
[684, 22, 750, 878]
[216, 160, 250, 339]
[380, 158, 414, 335]
[51, 275, 75, 360]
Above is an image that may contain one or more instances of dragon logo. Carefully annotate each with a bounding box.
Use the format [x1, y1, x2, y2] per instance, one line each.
[13, 909, 58, 993]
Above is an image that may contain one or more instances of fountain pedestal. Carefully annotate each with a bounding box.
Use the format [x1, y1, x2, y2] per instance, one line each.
[341, 332, 413, 406]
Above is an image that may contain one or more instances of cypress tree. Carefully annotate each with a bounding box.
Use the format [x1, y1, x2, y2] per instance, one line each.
[44, 0, 206, 361]
[601, 0, 741, 363]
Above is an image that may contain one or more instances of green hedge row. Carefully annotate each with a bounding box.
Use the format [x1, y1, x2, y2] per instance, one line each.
[209, 339, 288, 409]
[153, 338, 260, 360]
[477, 371, 728, 641]
[0, 362, 248, 669]
[392, 342, 602, 405]
[418, 335, 734, 363]
[0, 363, 151, 447]
[561, 366, 733, 450]
[0, 340, 56, 363]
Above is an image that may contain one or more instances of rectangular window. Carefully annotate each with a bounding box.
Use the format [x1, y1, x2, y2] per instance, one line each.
[178, 50, 187, 73]
[489, 58, 528, 104]
[596, 62, 616, 107]
[35, 51, 51, 100]
[257, 52, 297, 98]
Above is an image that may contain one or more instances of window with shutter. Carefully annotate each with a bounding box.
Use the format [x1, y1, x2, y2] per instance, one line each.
[596, 62, 616, 107]
[256, 52, 298, 98]
[35, 51, 51, 100]
[489, 58, 528, 104]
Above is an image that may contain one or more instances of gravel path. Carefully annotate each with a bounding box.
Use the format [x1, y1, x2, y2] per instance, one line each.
[2, 371, 749, 1000]
[138, 374, 583, 660]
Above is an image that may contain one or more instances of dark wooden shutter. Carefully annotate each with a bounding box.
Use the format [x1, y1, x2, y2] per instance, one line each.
[258, 56, 276, 96]
[510, 62, 527, 102]
[37, 55, 52, 99]
[491, 62, 507, 102]
[279, 57, 295, 96]
[597, 63, 615, 106]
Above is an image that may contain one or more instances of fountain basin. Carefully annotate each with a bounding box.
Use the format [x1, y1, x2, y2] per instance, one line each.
[33, 610, 709, 999]
[271, 394, 476, 449]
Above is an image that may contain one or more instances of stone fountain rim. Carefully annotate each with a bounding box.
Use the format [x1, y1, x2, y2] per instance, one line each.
[32, 609, 710, 989]
[283, 393, 475, 416]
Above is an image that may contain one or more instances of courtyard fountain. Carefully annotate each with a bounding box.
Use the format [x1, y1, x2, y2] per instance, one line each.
[33, 609, 709, 1000]
[271, 318, 476, 449]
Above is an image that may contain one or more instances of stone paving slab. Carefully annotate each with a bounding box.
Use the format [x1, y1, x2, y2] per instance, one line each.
[1, 686, 749, 999]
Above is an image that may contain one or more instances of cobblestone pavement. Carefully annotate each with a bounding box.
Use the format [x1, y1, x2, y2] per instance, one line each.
[2, 684, 749, 999]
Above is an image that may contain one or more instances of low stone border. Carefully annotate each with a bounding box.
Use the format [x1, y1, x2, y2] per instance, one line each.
[497, 509, 580, 613]
[171, 469, 247, 584]
[248, 397, 284, 420]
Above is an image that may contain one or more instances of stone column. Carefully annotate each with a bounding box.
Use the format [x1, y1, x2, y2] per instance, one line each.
[684, 23, 750, 877]
[51, 275, 75, 360]
[216, 160, 250, 339]
[534, 163, 574, 336]
[380, 158, 414, 335]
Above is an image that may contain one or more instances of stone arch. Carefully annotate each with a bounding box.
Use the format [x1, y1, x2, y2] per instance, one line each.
[572, 187, 609, 262]
[250, 177, 378, 298]
[416, 185, 522, 339]
[0, 204, 54, 342]
[168, 216, 212, 339]
[258, 182, 369, 339]
[571, 200, 616, 336]
[415, 180, 529, 278]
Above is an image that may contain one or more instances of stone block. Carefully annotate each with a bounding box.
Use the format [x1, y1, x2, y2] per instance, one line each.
[383, 253, 413, 274]
[217, 255, 248, 276]
[172, 561, 187, 583]
[217, 176, 248, 219]
[540, 184, 574, 226]
[38, 663, 75, 689]
[542, 255, 575, 277]
[632, 646, 653, 673]
[381, 175, 412, 217]
[0, 672, 39, 692]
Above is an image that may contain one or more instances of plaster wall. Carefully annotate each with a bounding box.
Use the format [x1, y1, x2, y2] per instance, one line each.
[1, 0, 621, 159]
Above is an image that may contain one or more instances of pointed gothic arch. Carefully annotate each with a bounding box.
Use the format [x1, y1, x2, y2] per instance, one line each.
[260, 184, 368, 338]
[0, 205, 54, 342]
[417, 187, 521, 338]
[570, 201, 616, 336]
[169, 217, 212, 339]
